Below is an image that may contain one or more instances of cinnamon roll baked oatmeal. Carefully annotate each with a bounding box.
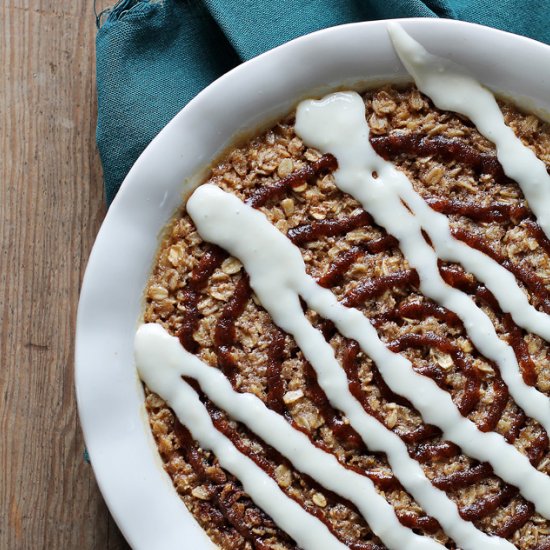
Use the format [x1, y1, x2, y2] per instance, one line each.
[135, 28, 550, 550]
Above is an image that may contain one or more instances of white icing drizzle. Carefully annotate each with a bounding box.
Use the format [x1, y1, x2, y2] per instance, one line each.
[388, 22, 550, 241]
[135, 325, 347, 550]
[187, 184, 530, 548]
[135, 323, 443, 550]
[295, 91, 550, 442]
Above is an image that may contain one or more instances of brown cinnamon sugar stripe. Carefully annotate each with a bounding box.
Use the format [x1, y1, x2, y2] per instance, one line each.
[246, 154, 337, 208]
[502, 314, 539, 386]
[526, 430, 550, 466]
[365, 235, 399, 254]
[432, 463, 493, 491]
[341, 341, 373, 415]
[343, 270, 420, 308]
[372, 300, 462, 329]
[362, 469, 400, 492]
[493, 501, 536, 539]
[413, 363, 447, 390]
[370, 133, 510, 181]
[424, 197, 529, 224]
[318, 236, 398, 288]
[396, 511, 440, 535]
[265, 327, 287, 415]
[214, 274, 252, 380]
[477, 378, 509, 433]
[177, 245, 227, 352]
[459, 484, 517, 521]
[505, 409, 527, 444]
[399, 424, 441, 445]
[288, 211, 373, 245]
[319, 247, 365, 288]
[414, 441, 460, 463]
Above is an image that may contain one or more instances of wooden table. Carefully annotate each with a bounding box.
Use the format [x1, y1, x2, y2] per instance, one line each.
[1, 2, 129, 547]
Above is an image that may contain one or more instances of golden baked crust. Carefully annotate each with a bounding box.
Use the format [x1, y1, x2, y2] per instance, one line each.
[143, 85, 550, 549]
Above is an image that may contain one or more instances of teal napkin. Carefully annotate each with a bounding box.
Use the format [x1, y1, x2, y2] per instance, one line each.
[96, 0, 550, 204]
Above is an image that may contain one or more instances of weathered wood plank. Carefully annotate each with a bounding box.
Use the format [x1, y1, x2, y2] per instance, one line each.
[1, 1, 128, 547]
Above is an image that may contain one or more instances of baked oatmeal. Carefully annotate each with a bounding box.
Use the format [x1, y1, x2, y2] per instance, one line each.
[137, 79, 550, 549]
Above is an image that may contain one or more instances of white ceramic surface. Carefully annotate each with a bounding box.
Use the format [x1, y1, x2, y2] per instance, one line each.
[76, 18, 550, 549]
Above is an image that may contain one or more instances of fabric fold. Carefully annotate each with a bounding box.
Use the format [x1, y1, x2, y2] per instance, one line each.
[96, 0, 239, 203]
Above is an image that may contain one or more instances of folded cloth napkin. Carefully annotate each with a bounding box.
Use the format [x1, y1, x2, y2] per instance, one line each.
[96, 0, 550, 204]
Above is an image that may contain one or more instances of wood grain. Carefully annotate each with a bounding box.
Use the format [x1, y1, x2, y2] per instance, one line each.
[1, 1, 129, 547]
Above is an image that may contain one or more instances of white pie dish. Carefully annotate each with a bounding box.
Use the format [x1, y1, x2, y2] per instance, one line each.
[76, 18, 550, 549]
